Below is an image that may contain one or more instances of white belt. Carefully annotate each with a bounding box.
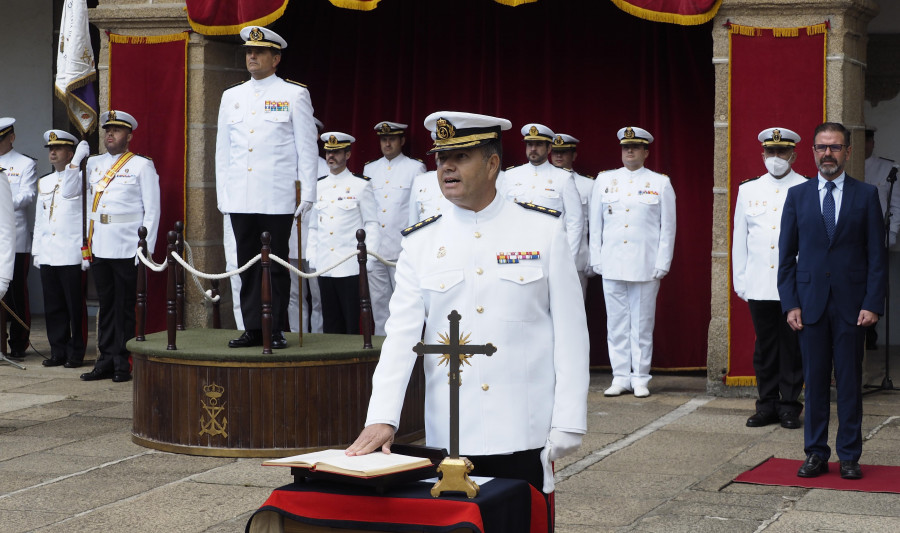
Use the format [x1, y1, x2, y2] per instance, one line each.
[89, 212, 142, 224]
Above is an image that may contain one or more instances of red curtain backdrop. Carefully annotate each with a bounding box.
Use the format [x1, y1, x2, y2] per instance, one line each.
[184, 0, 721, 34]
[108, 32, 188, 335]
[250, 0, 712, 370]
[726, 23, 827, 385]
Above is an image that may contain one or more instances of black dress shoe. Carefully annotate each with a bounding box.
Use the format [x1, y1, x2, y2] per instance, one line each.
[42, 358, 66, 367]
[840, 460, 862, 480]
[113, 373, 132, 383]
[64, 360, 83, 369]
[746, 412, 779, 427]
[271, 331, 287, 349]
[780, 413, 801, 429]
[797, 454, 829, 477]
[80, 368, 113, 381]
[228, 330, 262, 348]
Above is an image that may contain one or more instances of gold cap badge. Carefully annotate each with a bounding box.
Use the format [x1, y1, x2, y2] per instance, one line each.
[529, 126, 539, 137]
[49, 132, 58, 142]
[249, 27, 263, 42]
[436, 118, 455, 140]
[772, 129, 782, 142]
[553, 135, 564, 146]
[624, 127, 635, 139]
[380, 122, 391, 134]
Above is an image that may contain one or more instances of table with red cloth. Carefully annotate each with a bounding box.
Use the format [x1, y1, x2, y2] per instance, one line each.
[245, 477, 550, 532]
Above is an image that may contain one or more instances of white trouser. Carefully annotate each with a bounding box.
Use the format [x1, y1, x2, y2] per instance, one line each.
[602, 278, 660, 389]
[367, 260, 395, 336]
[223, 215, 244, 330]
[289, 258, 323, 333]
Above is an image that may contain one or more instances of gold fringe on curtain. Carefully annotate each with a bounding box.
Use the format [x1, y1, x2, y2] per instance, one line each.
[108, 32, 191, 45]
[328, 0, 380, 10]
[186, 0, 289, 35]
[724, 376, 757, 387]
[728, 22, 830, 38]
[493, 0, 540, 6]
[610, 0, 722, 26]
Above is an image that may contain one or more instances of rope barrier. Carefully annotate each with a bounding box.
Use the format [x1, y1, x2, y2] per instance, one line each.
[183, 240, 220, 303]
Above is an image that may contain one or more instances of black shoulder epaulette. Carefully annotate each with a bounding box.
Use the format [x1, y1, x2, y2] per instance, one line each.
[364, 159, 378, 166]
[563, 167, 573, 172]
[286, 79, 307, 88]
[517, 202, 561, 217]
[134, 153, 152, 161]
[505, 165, 518, 171]
[0, 166, 5, 172]
[354, 173, 371, 181]
[597, 169, 615, 175]
[879, 156, 895, 163]
[740, 176, 761, 185]
[585, 174, 596, 180]
[401, 214, 442, 236]
[225, 80, 247, 91]
[24, 154, 37, 161]
[317, 175, 328, 181]
[414, 158, 424, 164]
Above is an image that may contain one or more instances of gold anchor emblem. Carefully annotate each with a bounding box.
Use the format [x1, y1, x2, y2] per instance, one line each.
[199, 383, 228, 438]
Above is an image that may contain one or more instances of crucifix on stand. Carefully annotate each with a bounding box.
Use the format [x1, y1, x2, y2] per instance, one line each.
[413, 310, 496, 498]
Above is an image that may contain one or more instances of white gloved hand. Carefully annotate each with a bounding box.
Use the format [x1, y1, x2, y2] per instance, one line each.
[540, 446, 555, 493]
[33, 256, 40, 269]
[546, 428, 583, 461]
[652, 268, 668, 280]
[0, 278, 8, 300]
[294, 200, 312, 219]
[72, 140, 90, 167]
[592, 264, 602, 276]
[82, 259, 90, 271]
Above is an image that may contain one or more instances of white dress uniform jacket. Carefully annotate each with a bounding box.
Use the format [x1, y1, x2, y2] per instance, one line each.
[290, 156, 329, 260]
[215, 74, 318, 215]
[62, 152, 160, 258]
[307, 168, 380, 277]
[0, 171, 15, 283]
[498, 161, 583, 259]
[364, 154, 426, 260]
[408, 171, 452, 226]
[865, 155, 899, 246]
[0, 150, 36, 253]
[732, 170, 807, 301]
[365, 195, 590, 455]
[571, 171, 594, 277]
[589, 166, 676, 281]
[33, 168, 84, 266]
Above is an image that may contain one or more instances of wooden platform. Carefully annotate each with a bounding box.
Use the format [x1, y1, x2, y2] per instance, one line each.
[127, 330, 425, 457]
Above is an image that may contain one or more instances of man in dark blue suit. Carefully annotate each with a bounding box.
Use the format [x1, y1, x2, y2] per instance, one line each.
[778, 122, 886, 480]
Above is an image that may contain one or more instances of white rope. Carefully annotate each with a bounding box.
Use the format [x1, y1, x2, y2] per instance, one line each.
[136, 247, 167, 272]
[269, 252, 358, 278]
[183, 240, 220, 303]
[171, 250, 261, 280]
[366, 250, 397, 268]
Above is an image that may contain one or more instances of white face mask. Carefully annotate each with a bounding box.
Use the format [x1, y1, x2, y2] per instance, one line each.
[765, 156, 791, 177]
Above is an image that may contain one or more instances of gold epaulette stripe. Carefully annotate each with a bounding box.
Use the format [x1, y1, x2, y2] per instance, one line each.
[401, 214, 442, 236]
[225, 80, 247, 91]
[740, 176, 761, 185]
[518, 202, 561, 218]
[354, 173, 371, 181]
[286, 79, 308, 88]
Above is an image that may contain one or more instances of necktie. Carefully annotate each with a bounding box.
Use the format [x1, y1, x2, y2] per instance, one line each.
[823, 181, 836, 242]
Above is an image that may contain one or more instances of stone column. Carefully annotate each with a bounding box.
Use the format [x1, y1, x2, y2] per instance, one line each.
[90, 0, 247, 328]
[707, 0, 879, 396]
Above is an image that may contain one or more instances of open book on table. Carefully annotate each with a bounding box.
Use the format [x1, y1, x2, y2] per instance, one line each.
[263, 449, 433, 478]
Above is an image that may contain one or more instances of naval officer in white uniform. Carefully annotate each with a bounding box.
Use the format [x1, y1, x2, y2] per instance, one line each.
[499, 123, 583, 261]
[550, 133, 595, 296]
[307, 132, 380, 334]
[733, 127, 806, 429]
[33, 130, 88, 368]
[590, 126, 676, 398]
[348, 112, 589, 500]
[68, 110, 160, 382]
[0, 166, 15, 301]
[0, 117, 36, 358]
[363, 121, 426, 335]
[216, 25, 319, 349]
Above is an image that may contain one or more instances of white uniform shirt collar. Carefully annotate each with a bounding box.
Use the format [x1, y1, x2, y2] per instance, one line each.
[450, 190, 505, 225]
[764, 169, 796, 185]
[249, 74, 278, 89]
[529, 160, 553, 171]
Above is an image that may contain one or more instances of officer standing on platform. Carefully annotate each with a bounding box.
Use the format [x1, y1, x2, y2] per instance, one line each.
[348, 111, 590, 503]
[307, 132, 380, 334]
[590, 127, 676, 398]
[550, 133, 595, 296]
[0, 118, 37, 360]
[216, 25, 319, 349]
[33, 130, 89, 369]
[499, 123, 583, 261]
[363, 121, 426, 335]
[69, 110, 160, 382]
[732, 127, 806, 429]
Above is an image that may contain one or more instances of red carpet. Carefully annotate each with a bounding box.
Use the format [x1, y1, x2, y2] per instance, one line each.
[734, 457, 900, 493]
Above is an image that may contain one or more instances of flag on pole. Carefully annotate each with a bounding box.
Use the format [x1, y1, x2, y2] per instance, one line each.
[55, 0, 98, 135]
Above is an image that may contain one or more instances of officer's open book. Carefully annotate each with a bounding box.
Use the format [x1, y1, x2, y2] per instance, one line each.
[262, 449, 433, 478]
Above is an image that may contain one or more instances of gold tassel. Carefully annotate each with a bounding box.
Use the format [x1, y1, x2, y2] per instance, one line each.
[724, 376, 758, 387]
[773, 27, 799, 38]
[108, 32, 189, 45]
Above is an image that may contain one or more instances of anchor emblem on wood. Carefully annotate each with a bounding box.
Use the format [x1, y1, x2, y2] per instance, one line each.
[413, 310, 496, 498]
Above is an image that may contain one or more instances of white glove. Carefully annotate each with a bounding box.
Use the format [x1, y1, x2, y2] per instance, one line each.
[33, 256, 40, 269]
[0, 278, 8, 300]
[294, 200, 312, 219]
[540, 446, 555, 493]
[539, 429, 583, 493]
[652, 268, 668, 280]
[592, 264, 602, 276]
[72, 140, 90, 167]
[584, 264, 597, 278]
[82, 258, 90, 271]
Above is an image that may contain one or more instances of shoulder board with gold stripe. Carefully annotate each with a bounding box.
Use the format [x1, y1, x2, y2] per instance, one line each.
[0, 166, 5, 173]
[134, 153, 152, 161]
[24, 154, 37, 161]
[585, 174, 595, 180]
[286, 79, 307, 88]
[740, 176, 761, 185]
[354, 173, 371, 181]
[401, 214, 442, 236]
[364, 159, 378, 166]
[414, 158, 424, 163]
[317, 175, 328, 181]
[505, 165, 518, 171]
[598, 169, 615, 175]
[225, 80, 247, 91]
[517, 202, 561, 217]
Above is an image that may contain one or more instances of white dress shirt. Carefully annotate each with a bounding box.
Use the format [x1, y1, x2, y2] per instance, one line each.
[0, 149, 36, 253]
